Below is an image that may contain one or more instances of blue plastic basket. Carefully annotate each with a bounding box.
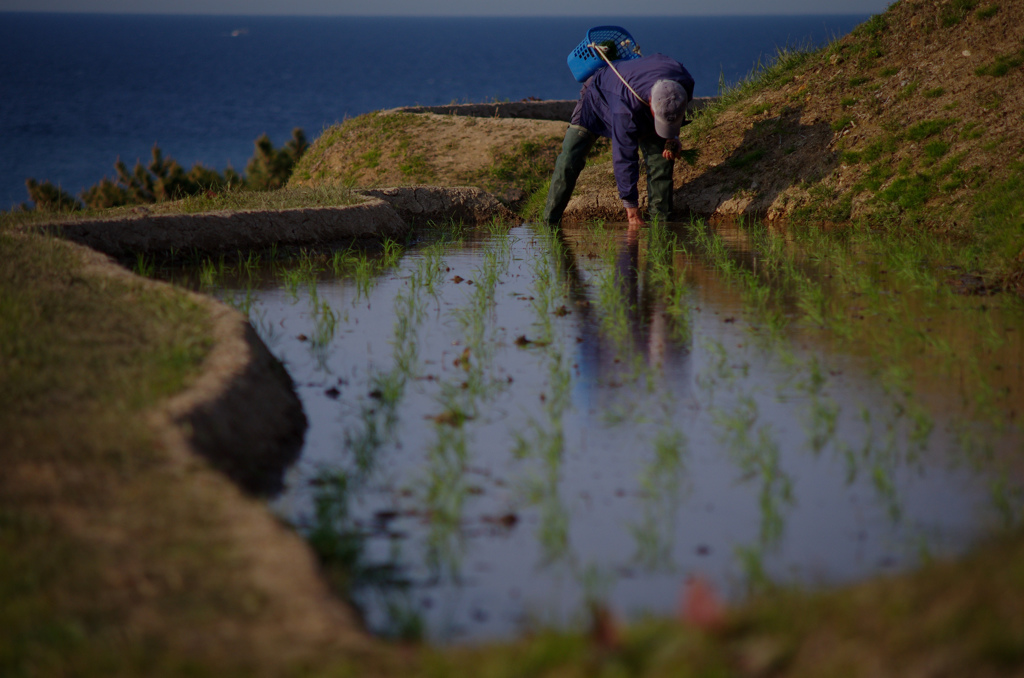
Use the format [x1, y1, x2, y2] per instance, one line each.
[566, 26, 642, 83]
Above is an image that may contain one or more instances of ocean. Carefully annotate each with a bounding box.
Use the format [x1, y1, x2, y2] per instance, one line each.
[0, 13, 869, 210]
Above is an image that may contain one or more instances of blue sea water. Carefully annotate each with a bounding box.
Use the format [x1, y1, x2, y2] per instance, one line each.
[0, 13, 869, 210]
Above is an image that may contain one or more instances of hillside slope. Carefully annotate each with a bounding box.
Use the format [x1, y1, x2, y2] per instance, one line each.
[289, 111, 567, 208]
[570, 0, 1023, 282]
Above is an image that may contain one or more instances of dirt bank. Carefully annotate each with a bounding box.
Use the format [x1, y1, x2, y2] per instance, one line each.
[38, 196, 407, 259]
[30, 185, 515, 261]
[90, 241, 372, 660]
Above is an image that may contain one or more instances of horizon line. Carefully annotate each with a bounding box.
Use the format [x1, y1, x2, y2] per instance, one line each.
[0, 9, 875, 18]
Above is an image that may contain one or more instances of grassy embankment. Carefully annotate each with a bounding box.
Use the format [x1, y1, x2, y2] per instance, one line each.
[288, 110, 572, 209]
[674, 0, 1024, 290]
[0, 231, 225, 675]
[0, 228, 393, 677]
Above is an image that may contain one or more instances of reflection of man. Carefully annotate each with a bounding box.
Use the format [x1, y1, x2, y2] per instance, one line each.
[542, 53, 695, 228]
[619, 228, 669, 368]
[547, 224, 682, 383]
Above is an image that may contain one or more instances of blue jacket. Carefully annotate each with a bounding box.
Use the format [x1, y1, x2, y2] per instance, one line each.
[572, 54, 694, 207]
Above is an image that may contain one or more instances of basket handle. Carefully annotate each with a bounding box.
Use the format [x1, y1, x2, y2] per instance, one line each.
[589, 43, 647, 107]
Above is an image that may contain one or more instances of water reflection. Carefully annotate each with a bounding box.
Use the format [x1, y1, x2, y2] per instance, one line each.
[163, 219, 1024, 643]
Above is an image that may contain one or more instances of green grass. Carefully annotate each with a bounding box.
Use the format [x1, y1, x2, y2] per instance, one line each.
[975, 48, 1024, 77]
[360, 148, 382, 168]
[897, 80, 920, 100]
[924, 140, 951, 160]
[853, 13, 888, 37]
[746, 102, 772, 117]
[290, 111, 427, 187]
[728, 148, 767, 169]
[481, 137, 563, 200]
[860, 136, 899, 163]
[0, 233, 211, 415]
[831, 115, 854, 132]
[683, 44, 815, 141]
[940, 0, 979, 26]
[399, 153, 432, 180]
[960, 122, 987, 140]
[976, 3, 1000, 19]
[0, 231, 261, 676]
[878, 174, 934, 210]
[973, 162, 1024, 278]
[906, 118, 958, 141]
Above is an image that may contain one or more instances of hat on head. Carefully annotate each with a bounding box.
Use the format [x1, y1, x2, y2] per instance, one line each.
[650, 79, 689, 139]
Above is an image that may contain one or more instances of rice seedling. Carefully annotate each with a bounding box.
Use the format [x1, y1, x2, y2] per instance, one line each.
[305, 466, 421, 640]
[133, 252, 155, 277]
[592, 229, 638, 362]
[735, 544, 772, 593]
[309, 298, 338, 370]
[642, 223, 694, 345]
[199, 257, 217, 289]
[501, 228, 586, 571]
[423, 423, 470, 581]
[238, 249, 261, 277]
[424, 217, 468, 245]
[170, 199, 1024, 643]
[337, 250, 441, 483]
[794, 274, 830, 327]
[528, 243, 558, 344]
[989, 475, 1024, 528]
[420, 256, 447, 303]
[380, 237, 403, 269]
[711, 396, 792, 545]
[871, 456, 903, 523]
[805, 393, 840, 454]
[224, 284, 257, 317]
[249, 304, 280, 348]
[307, 470, 363, 587]
[351, 252, 376, 301]
[520, 463, 571, 567]
[695, 338, 741, 404]
[631, 427, 689, 571]
[281, 266, 304, 301]
[329, 244, 357, 276]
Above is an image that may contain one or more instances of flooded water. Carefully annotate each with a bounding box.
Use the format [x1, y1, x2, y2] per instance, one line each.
[161, 219, 1024, 643]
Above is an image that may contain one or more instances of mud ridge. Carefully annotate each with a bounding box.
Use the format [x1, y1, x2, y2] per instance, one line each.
[39, 196, 408, 259]
[359, 185, 516, 227]
[70, 240, 372, 656]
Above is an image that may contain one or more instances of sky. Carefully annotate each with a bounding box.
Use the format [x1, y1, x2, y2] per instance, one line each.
[0, 0, 891, 16]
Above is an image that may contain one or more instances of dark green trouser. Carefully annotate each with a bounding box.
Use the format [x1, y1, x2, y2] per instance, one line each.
[542, 125, 595, 226]
[542, 125, 676, 225]
[640, 134, 675, 223]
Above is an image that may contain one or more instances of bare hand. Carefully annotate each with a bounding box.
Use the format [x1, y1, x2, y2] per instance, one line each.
[663, 138, 681, 161]
[626, 207, 646, 228]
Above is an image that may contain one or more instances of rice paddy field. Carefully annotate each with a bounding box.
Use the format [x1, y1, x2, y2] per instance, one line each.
[156, 217, 1024, 644]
